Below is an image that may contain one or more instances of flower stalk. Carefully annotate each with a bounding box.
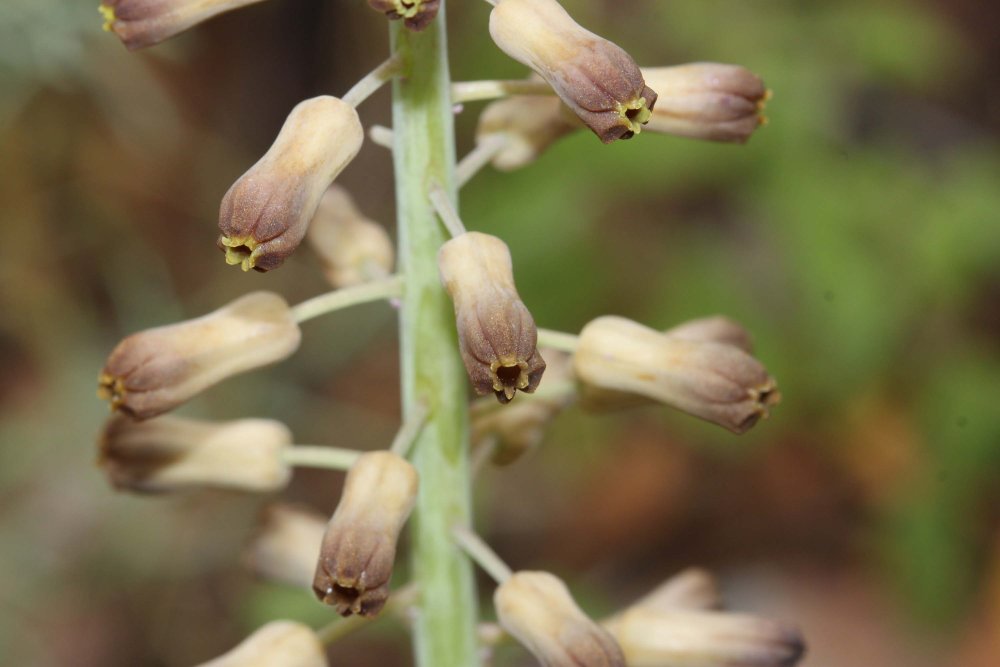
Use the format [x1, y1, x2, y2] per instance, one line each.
[390, 5, 480, 665]
[281, 445, 361, 471]
[342, 55, 405, 108]
[291, 275, 403, 323]
[452, 79, 554, 103]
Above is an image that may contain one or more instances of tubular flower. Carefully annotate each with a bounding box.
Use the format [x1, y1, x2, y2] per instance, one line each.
[306, 185, 394, 288]
[626, 568, 722, 613]
[496, 571, 626, 667]
[439, 232, 545, 404]
[245, 504, 327, 590]
[488, 0, 657, 143]
[218, 96, 364, 273]
[313, 451, 418, 617]
[604, 608, 805, 667]
[366, 0, 440, 31]
[99, 0, 266, 50]
[664, 315, 755, 353]
[573, 316, 779, 433]
[475, 93, 578, 171]
[641, 63, 769, 143]
[194, 620, 327, 667]
[98, 291, 301, 420]
[98, 414, 292, 493]
[471, 350, 574, 465]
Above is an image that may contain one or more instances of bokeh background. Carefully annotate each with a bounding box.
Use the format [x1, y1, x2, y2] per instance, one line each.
[1, 0, 998, 665]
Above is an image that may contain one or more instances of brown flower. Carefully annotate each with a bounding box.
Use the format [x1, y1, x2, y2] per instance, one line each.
[641, 63, 769, 143]
[194, 620, 327, 667]
[98, 291, 301, 420]
[305, 185, 394, 288]
[313, 451, 418, 617]
[489, 0, 657, 143]
[604, 608, 805, 667]
[99, 0, 266, 50]
[573, 316, 779, 433]
[245, 504, 327, 590]
[496, 571, 626, 667]
[98, 414, 292, 493]
[471, 350, 574, 465]
[475, 93, 578, 171]
[218, 96, 363, 272]
[624, 567, 722, 613]
[438, 232, 545, 403]
[664, 315, 755, 353]
[366, 0, 440, 31]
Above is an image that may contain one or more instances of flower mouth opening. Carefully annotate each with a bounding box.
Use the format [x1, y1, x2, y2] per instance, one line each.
[616, 97, 652, 137]
[219, 235, 263, 272]
[98, 373, 126, 410]
[331, 583, 361, 616]
[98, 5, 116, 31]
[736, 381, 782, 433]
[395, 0, 420, 18]
[492, 360, 530, 403]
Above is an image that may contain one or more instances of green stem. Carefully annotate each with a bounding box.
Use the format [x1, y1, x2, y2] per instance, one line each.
[391, 6, 479, 667]
[282, 445, 360, 470]
[291, 276, 403, 323]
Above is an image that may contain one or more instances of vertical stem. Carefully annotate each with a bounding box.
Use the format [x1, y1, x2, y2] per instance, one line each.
[391, 6, 479, 667]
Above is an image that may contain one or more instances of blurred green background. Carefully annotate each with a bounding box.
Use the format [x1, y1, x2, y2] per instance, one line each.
[1, 0, 998, 665]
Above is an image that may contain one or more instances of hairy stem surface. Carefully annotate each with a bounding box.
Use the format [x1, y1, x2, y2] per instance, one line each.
[391, 6, 479, 666]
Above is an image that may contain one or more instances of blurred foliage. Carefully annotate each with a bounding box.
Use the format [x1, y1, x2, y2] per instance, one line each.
[1, 0, 998, 665]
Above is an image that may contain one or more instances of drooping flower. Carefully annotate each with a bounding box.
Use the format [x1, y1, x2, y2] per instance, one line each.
[496, 571, 626, 667]
[573, 316, 779, 433]
[99, 0, 266, 50]
[245, 504, 327, 590]
[488, 0, 657, 143]
[475, 93, 578, 171]
[313, 451, 418, 617]
[98, 291, 301, 420]
[98, 413, 292, 493]
[306, 185, 394, 288]
[471, 350, 573, 465]
[194, 620, 327, 667]
[438, 232, 545, 403]
[641, 63, 769, 143]
[604, 607, 805, 667]
[218, 96, 364, 272]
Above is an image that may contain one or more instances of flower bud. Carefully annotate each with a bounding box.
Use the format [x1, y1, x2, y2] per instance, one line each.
[628, 568, 722, 612]
[195, 620, 327, 667]
[472, 351, 573, 465]
[218, 96, 364, 272]
[366, 1, 440, 31]
[573, 316, 779, 434]
[604, 608, 805, 667]
[98, 291, 301, 420]
[641, 63, 769, 144]
[313, 451, 418, 617]
[475, 94, 578, 171]
[665, 315, 754, 353]
[305, 186, 394, 288]
[439, 232, 545, 404]
[245, 504, 327, 589]
[99, 0, 265, 50]
[496, 571, 626, 667]
[489, 0, 657, 143]
[98, 414, 292, 493]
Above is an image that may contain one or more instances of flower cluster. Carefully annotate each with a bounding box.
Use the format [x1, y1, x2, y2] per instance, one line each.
[95, 0, 800, 665]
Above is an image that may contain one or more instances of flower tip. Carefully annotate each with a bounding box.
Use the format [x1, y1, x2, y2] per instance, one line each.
[218, 235, 266, 272]
[732, 379, 781, 434]
[98, 4, 115, 32]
